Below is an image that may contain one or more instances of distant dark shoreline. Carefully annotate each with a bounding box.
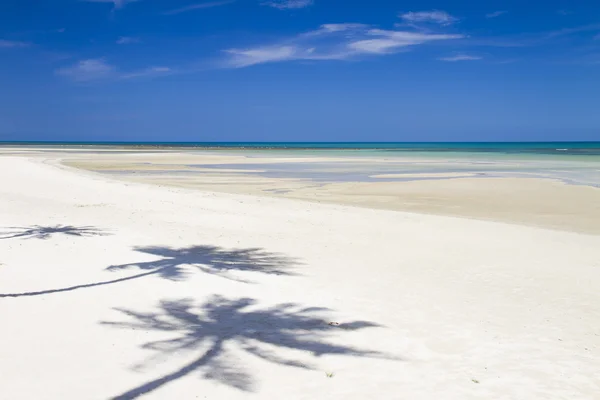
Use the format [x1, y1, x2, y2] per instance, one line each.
[2, 141, 600, 156]
[2, 141, 600, 147]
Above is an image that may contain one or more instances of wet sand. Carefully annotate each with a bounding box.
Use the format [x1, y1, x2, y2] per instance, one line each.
[54, 150, 600, 235]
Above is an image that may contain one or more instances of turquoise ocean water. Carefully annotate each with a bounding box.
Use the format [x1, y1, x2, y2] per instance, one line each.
[2, 141, 600, 157]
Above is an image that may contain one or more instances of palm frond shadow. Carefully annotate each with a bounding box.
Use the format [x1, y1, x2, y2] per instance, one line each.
[0, 225, 109, 240]
[107, 245, 297, 282]
[0, 245, 297, 298]
[103, 296, 394, 399]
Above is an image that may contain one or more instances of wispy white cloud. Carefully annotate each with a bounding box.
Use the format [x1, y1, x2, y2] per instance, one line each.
[486, 11, 507, 18]
[226, 45, 356, 68]
[298, 23, 369, 40]
[0, 39, 30, 48]
[56, 59, 172, 81]
[225, 46, 301, 67]
[120, 66, 172, 79]
[223, 23, 464, 68]
[318, 23, 368, 33]
[350, 29, 463, 54]
[462, 23, 600, 48]
[399, 10, 458, 26]
[438, 54, 482, 62]
[163, 0, 235, 15]
[224, 23, 363, 67]
[56, 59, 116, 81]
[116, 36, 140, 44]
[546, 24, 600, 38]
[262, 0, 313, 10]
[82, 0, 140, 9]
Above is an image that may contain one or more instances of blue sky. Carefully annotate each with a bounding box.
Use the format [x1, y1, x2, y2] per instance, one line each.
[1, 0, 600, 142]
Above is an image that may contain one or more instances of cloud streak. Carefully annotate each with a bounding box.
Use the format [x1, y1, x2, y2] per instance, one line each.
[120, 66, 172, 79]
[262, 0, 313, 10]
[438, 54, 482, 62]
[56, 59, 116, 81]
[351, 29, 463, 54]
[82, 0, 140, 9]
[225, 46, 300, 68]
[460, 23, 600, 48]
[223, 23, 464, 68]
[163, 0, 235, 15]
[116, 36, 140, 44]
[56, 59, 172, 82]
[399, 10, 458, 26]
[0, 39, 30, 48]
[546, 23, 600, 39]
[486, 11, 507, 18]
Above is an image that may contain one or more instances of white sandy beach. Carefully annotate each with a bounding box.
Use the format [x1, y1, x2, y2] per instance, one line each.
[1, 153, 599, 400]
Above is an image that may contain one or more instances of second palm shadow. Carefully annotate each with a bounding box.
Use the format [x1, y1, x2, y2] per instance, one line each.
[0, 245, 298, 298]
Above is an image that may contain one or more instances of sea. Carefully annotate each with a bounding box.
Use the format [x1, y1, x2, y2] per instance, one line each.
[2, 141, 600, 157]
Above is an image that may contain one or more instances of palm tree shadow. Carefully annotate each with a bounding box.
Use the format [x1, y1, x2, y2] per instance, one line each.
[103, 296, 394, 399]
[0, 245, 298, 298]
[0, 225, 109, 240]
[107, 245, 297, 283]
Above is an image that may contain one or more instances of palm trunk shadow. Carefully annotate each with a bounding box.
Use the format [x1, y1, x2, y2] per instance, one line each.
[0, 270, 161, 298]
[111, 342, 223, 400]
[0, 245, 298, 299]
